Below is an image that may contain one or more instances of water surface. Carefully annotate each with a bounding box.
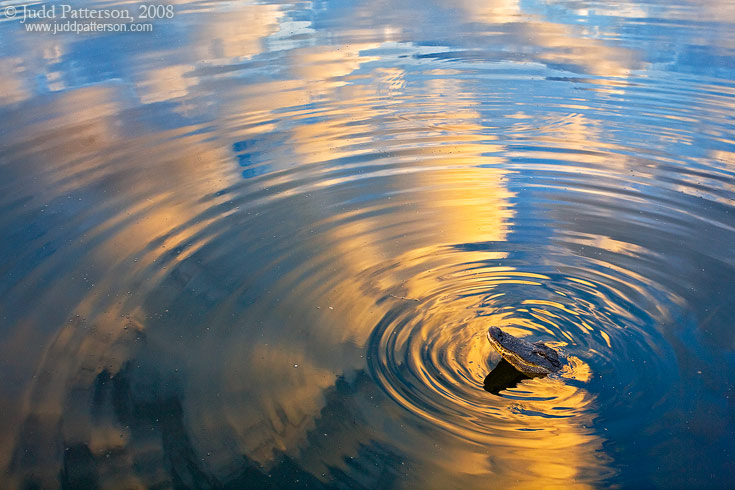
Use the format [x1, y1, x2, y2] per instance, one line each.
[1, 0, 734, 488]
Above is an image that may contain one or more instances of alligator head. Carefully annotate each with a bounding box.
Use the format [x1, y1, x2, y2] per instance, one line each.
[486, 326, 562, 376]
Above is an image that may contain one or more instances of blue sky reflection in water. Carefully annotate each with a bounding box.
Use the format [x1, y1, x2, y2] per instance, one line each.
[0, 0, 734, 488]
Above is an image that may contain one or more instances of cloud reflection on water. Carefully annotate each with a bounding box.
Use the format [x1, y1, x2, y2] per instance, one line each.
[1, 0, 733, 487]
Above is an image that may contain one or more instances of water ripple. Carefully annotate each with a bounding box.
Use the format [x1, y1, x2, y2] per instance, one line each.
[1, 0, 734, 487]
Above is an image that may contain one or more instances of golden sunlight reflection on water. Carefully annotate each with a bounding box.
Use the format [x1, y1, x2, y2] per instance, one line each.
[1, 0, 734, 487]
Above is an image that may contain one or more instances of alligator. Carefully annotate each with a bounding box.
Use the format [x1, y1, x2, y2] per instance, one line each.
[486, 326, 562, 377]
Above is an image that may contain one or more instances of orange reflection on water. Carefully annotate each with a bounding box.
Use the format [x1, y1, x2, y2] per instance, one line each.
[0, 58, 29, 105]
[194, 4, 283, 60]
[445, 0, 641, 78]
[0, 78, 247, 485]
[0, 9, 622, 487]
[352, 288, 611, 489]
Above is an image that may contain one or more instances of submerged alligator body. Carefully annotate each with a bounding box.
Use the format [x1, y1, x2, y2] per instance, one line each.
[486, 326, 561, 376]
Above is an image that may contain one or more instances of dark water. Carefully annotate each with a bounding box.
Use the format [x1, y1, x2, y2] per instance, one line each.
[1, 0, 734, 488]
